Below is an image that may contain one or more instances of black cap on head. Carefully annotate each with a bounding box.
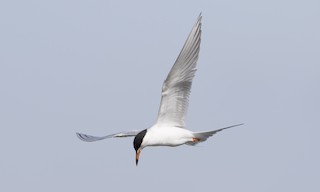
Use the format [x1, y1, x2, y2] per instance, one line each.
[133, 129, 147, 151]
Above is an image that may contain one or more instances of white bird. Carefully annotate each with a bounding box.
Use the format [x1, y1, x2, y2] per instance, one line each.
[76, 14, 243, 165]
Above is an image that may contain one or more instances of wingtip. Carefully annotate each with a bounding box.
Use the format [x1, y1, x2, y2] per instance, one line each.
[76, 132, 85, 141]
[76, 132, 91, 142]
[219, 123, 245, 131]
[198, 12, 202, 21]
[230, 123, 245, 128]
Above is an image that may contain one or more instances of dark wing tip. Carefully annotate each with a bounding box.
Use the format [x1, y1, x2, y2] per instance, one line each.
[76, 132, 101, 142]
[76, 132, 88, 141]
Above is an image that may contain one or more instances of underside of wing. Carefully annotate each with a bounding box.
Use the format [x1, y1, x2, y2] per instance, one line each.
[76, 130, 140, 142]
[156, 14, 202, 127]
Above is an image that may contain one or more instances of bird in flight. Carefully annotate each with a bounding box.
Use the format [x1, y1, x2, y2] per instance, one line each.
[76, 14, 243, 165]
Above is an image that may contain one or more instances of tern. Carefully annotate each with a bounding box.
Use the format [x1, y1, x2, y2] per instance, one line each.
[76, 14, 243, 165]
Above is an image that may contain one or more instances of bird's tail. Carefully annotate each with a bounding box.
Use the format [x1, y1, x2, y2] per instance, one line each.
[187, 123, 243, 145]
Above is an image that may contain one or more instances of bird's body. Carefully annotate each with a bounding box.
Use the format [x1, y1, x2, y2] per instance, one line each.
[76, 14, 243, 165]
[141, 126, 194, 147]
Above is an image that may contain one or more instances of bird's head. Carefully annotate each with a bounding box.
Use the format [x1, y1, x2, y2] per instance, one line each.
[133, 129, 147, 166]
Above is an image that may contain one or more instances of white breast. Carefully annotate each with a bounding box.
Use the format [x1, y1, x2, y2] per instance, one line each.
[142, 126, 194, 147]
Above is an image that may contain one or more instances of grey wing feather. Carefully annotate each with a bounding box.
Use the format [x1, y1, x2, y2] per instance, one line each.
[186, 123, 244, 145]
[156, 14, 202, 128]
[76, 130, 140, 142]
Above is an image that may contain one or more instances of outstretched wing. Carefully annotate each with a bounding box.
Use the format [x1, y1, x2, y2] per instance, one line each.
[156, 14, 202, 128]
[76, 130, 140, 142]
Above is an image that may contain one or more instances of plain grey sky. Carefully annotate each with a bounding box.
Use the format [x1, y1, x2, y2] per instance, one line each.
[1, 0, 319, 191]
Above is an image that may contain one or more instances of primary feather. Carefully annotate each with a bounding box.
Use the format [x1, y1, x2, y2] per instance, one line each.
[76, 130, 140, 142]
[156, 14, 202, 128]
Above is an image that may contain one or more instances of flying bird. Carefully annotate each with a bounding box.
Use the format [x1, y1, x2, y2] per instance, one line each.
[76, 14, 243, 165]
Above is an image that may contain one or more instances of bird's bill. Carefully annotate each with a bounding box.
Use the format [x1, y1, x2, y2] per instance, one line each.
[136, 149, 141, 166]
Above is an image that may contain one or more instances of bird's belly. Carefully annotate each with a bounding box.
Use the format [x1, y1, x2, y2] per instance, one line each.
[146, 128, 193, 147]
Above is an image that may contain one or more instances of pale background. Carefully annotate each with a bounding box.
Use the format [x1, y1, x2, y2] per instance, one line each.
[1, 0, 319, 191]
